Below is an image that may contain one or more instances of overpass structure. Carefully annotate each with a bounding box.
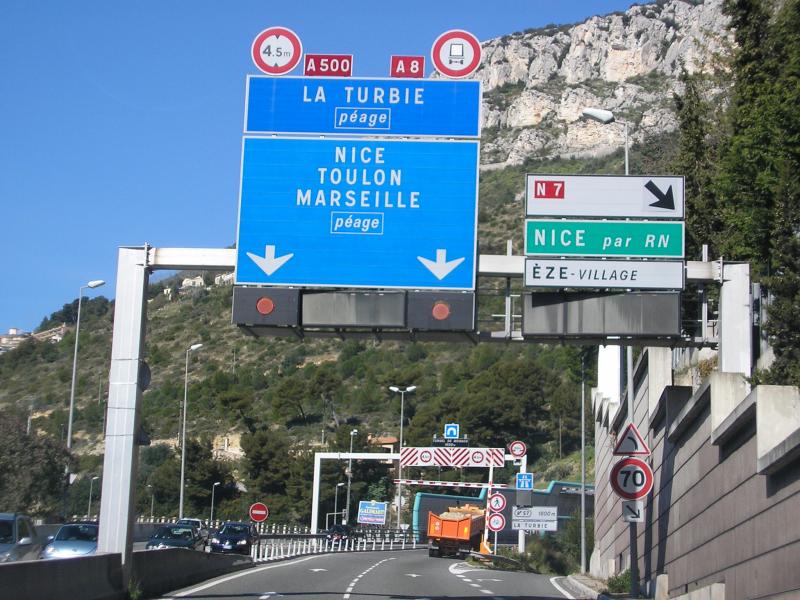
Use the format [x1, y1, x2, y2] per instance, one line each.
[97, 244, 720, 591]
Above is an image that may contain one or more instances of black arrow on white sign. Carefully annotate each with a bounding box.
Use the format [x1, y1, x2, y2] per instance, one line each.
[625, 504, 642, 519]
[645, 180, 675, 210]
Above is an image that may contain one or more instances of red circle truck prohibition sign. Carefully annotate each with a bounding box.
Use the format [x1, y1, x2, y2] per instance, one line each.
[610, 457, 653, 500]
[431, 30, 482, 78]
[251, 26, 303, 75]
[249, 502, 270, 522]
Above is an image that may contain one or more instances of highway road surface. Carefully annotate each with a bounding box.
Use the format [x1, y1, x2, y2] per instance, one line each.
[159, 549, 576, 599]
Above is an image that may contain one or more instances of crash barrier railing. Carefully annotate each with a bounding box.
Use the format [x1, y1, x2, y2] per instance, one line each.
[250, 528, 420, 563]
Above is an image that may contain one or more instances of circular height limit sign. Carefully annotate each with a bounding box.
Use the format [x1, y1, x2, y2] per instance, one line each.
[251, 26, 303, 75]
[610, 457, 654, 500]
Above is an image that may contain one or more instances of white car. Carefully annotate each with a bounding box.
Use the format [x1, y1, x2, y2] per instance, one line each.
[175, 518, 207, 539]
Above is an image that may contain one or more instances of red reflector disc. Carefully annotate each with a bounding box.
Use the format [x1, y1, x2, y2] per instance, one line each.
[431, 301, 451, 321]
[256, 297, 275, 315]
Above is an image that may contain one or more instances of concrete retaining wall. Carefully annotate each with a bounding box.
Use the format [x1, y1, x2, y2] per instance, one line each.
[131, 548, 253, 597]
[592, 348, 800, 599]
[0, 553, 124, 600]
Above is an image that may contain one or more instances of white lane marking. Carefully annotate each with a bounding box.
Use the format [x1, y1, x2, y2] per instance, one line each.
[470, 583, 481, 588]
[169, 555, 318, 597]
[550, 577, 576, 599]
[478, 578, 503, 582]
[462, 578, 473, 582]
[448, 562, 483, 575]
[405, 573, 421, 577]
[479, 590, 493, 595]
[310, 568, 328, 572]
[343, 556, 395, 600]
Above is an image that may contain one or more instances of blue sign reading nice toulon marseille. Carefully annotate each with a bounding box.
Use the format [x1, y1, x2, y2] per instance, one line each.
[235, 137, 479, 290]
[245, 76, 481, 138]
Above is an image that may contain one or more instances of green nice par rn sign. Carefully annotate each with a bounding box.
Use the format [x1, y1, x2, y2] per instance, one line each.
[525, 219, 684, 258]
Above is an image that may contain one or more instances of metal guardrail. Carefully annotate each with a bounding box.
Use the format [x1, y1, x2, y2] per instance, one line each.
[251, 530, 420, 562]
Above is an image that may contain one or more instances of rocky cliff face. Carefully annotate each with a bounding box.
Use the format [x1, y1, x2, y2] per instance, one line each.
[474, 0, 731, 167]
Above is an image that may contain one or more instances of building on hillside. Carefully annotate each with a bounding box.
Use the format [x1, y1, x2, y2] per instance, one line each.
[369, 435, 399, 465]
[0, 327, 30, 354]
[212, 433, 245, 461]
[180, 275, 205, 289]
[214, 272, 234, 286]
[32, 324, 67, 343]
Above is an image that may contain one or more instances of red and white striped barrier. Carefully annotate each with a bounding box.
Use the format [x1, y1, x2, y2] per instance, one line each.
[393, 478, 510, 489]
[399, 447, 505, 468]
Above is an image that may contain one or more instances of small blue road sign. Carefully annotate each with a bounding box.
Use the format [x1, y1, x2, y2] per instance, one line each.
[245, 76, 481, 138]
[516, 473, 534, 490]
[444, 423, 460, 439]
[357, 501, 388, 525]
[235, 136, 479, 290]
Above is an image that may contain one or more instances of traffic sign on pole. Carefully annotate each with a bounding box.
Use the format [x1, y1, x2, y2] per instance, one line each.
[251, 27, 303, 76]
[613, 423, 652, 456]
[431, 30, 482, 79]
[610, 457, 654, 501]
[249, 502, 269, 522]
[525, 174, 684, 219]
[443, 423, 460, 439]
[622, 499, 645, 523]
[245, 76, 481, 138]
[508, 440, 527, 458]
[524, 258, 685, 290]
[390, 56, 425, 78]
[515, 472, 534, 490]
[487, 512, 506, 532]
[235, 137, 479, 290]
[488, 492, 507, 513]
[525, 219, 684, 258]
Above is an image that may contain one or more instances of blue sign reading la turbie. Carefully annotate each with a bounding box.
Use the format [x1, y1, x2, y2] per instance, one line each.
[245, 76, 481, 138]
[235, 137, 479, 289]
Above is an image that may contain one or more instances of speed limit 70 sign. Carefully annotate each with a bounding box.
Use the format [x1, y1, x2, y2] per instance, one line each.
[610, 457, 653, 500]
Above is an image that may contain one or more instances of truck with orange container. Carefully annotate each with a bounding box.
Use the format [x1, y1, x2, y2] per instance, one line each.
[426, 503, 485, 557]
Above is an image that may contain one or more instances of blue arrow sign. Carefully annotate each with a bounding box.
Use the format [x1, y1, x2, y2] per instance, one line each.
[516, 473, 534, 490]
[245, 76, 481, 138]
[235, 137, 479, 290]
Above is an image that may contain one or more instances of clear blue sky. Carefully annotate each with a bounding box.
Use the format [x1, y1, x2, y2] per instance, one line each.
[0, 1, 635, 333]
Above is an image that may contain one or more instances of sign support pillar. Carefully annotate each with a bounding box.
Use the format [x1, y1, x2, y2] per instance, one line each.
[97, 247, 149, 583]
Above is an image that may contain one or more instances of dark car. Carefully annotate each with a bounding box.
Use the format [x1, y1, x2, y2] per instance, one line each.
[208, 522, 258, 554]
[40, 522, 98, 560]
[0, 513, 46, 563]
[325, 524, 353, 542]
[145, 524, 204, 551]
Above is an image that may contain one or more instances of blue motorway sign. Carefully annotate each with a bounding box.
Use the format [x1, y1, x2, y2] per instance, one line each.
[516, 473, 534, 490]
[357, 501, 388, 525]
[245, 76, 481, 138]
[235, 137, 479, 290]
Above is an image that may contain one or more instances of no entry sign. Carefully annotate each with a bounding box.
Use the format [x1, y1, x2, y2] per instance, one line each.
[249, 501, 270, 522]
[610, 457, 653, 500]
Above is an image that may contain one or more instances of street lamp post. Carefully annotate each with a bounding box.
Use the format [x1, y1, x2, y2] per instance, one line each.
[87, 476, 99, 518]
[147, 485, 154, 520]
[389, 385, 416, 529]
[582, 106, 637, 595]
[179, 343, 203, 519]
[333, 482, 345, 527]
[67, 280, 106, 450]
[344, 429, 358, 525]
[210, 481, 221, 525]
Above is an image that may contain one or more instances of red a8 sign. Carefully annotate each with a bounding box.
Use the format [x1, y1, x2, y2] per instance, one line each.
[391, 56, 425, 79]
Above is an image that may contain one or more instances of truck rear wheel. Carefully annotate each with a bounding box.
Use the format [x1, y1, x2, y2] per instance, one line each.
[428, 547, 440, 558]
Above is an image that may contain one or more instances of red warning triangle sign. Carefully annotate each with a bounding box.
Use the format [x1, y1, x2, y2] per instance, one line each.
[613, 423, 651, 456]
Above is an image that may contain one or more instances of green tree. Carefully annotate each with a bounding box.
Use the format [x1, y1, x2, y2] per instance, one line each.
[0, 414, 69, 517]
